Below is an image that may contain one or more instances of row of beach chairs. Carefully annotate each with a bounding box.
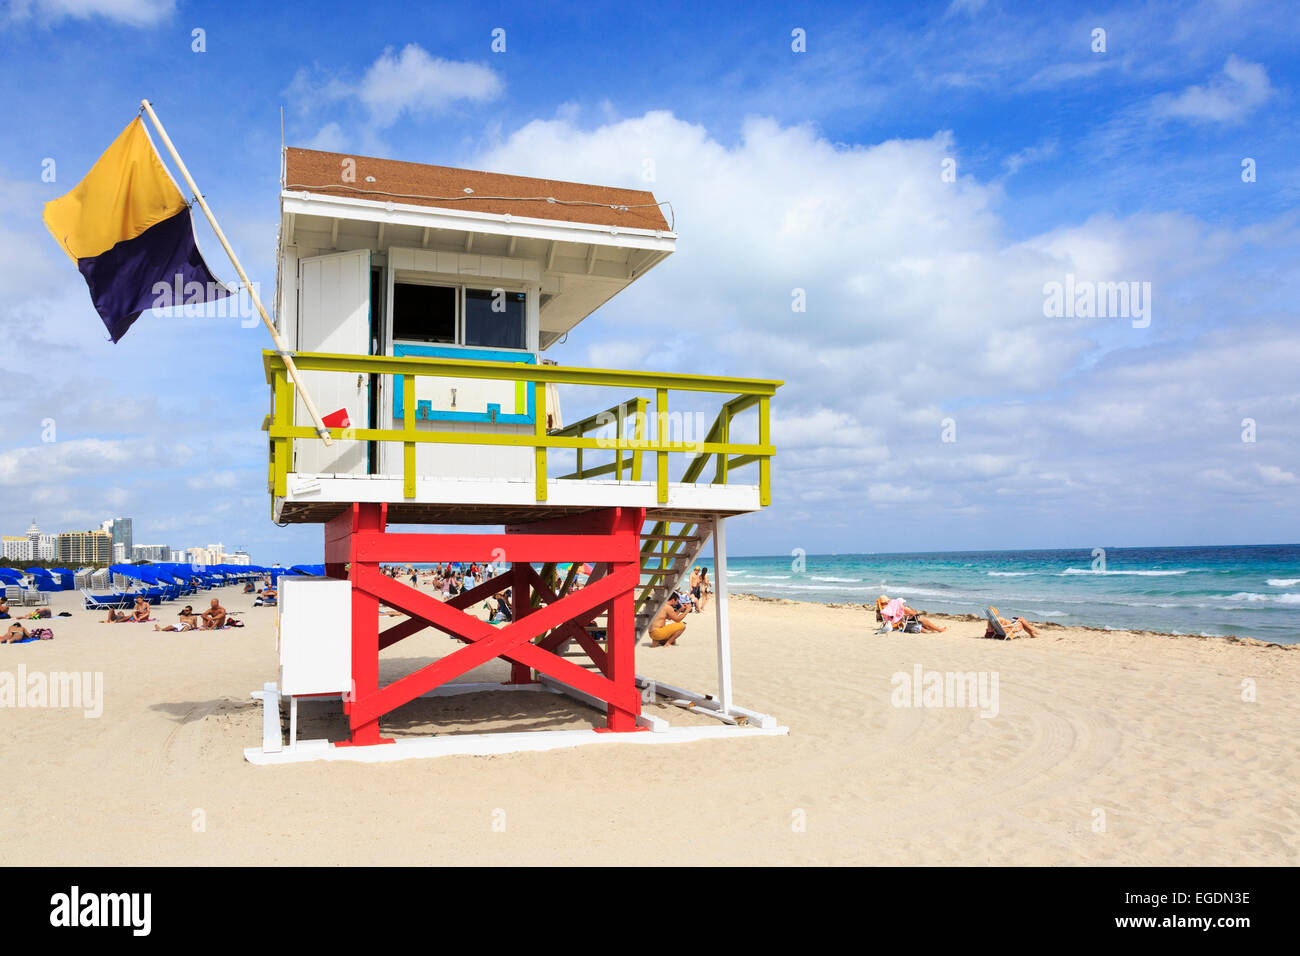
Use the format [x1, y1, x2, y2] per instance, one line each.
[81, 572, 252, 611]
[4, 584, 50, 607]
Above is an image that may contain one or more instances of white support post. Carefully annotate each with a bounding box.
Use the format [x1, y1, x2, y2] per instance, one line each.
[259, 682, 282, 753]
[712, 516, 733, 715]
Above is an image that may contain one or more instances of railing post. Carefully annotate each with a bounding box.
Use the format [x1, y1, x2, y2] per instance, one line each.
[402, 375, 416, 499]
[534, 380, 547, 501]
[632, 397, 646, 481]
[759, 396, 771, 507]
[656, 387, 669, 504]
[273, 366, 292, 498]
[614, 402, 625, 482]
[714, 405, 731, 485]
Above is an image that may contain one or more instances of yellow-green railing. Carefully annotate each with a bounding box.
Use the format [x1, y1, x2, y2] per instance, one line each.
[552, 397, 649, 482]
[264, 351, 779, 505]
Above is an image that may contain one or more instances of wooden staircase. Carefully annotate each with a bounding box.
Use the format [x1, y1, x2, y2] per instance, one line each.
[633, 512, 712, 642]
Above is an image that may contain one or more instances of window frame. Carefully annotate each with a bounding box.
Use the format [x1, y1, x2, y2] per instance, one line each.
[389, 275, 530, 353]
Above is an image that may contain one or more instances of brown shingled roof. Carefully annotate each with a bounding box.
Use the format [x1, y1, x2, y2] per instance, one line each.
[283, 147, 671, 233]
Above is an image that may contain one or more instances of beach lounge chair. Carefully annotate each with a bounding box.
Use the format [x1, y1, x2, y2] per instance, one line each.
[984, 606, 1037, 639]
[82, 588, 131, 610]
[985, 607, 1010, 638]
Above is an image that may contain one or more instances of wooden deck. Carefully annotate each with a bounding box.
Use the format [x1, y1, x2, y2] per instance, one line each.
[273, 473, 763, 525]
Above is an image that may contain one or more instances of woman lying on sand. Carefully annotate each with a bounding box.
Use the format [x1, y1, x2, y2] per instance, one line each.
[4, 623, 52, 643]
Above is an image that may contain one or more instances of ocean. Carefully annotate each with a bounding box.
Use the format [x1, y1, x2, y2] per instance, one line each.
[701, 544, 1300, 644]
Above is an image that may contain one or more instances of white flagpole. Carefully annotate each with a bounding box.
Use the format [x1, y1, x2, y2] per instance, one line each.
[140, 99, 334, 446]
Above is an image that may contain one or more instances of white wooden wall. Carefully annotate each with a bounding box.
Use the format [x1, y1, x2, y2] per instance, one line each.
[295, 249, 371, 476]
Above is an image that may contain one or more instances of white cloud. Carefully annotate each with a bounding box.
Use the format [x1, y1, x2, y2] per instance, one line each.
[286, 45, 504, 141]
[1153, 55, 1274, 124]
[0, 438, 186, 486]
[473, 109, 1300, 546]
[1257, 464, 1297, 485]
[359, 45, 503, 125]
[5, 0, 173, 26]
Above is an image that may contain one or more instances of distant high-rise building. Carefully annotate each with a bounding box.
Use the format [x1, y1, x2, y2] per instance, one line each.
[57, 531, 112, 566]
[37, 535, 56, 561]
[229, 550, 252, 565]
[169, 549, 188, 563]
[26, 518, 40, 554]
[104, 517, 133, 557]
[2, 536, 33, 562]
[112, 542, 127, 562]
[132, 544, 170, 562]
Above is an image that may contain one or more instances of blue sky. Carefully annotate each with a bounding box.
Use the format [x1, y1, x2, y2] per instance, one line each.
[1, 0, 1297, 563]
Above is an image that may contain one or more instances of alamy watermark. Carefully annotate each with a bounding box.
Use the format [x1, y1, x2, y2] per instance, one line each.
[150, 273, 261, 328]
[891, 664, 999, 718]
[1, 666, 103, 718]
[1043, 274, 1151, 328]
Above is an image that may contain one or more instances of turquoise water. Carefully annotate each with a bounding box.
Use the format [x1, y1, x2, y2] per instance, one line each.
[700, 545, 1300, 643]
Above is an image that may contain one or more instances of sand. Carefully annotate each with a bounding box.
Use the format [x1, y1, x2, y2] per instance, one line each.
[0, 585, 1296, 865]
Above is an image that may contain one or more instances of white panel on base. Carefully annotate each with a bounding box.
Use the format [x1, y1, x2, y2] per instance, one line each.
[278, 576, 353, 697]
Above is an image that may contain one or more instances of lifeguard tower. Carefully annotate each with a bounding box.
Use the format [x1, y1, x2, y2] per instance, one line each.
[247, 147, 784, 763]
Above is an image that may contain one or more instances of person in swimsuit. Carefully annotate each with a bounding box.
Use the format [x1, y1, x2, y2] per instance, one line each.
[201, 598, 227, 629]
[648, 593, 689, 647]
[156, 607, 201, 631]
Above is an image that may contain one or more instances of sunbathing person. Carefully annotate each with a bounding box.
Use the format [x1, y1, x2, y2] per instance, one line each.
[984, 607, 1039, 639]
[131, 596, 151, 622]
[156, 618, 197, 632]
[156, 607, 201, 632]
[875, 595, 946, 632]
[103, 607, 131, 623]
[3, 622, 30, 643]
[201, 598, 227, 629]
[0, 596, 10, 619]
[252, 586, 277, 607]
[648, 593, 689, 647]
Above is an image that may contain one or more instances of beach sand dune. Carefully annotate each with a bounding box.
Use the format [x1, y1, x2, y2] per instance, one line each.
[0, 588, 1295, 865]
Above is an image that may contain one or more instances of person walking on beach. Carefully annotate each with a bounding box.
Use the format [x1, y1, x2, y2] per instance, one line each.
[648, 593, 689, 647]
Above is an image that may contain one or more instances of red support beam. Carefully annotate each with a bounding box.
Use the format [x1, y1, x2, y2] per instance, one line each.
[350, 563, 641, 727]
[529, 565, 610, 672]
[339, 503, 392, 747]
[505, 507, 638, 536]
[377, 570, 513, 651]
[508, 562, 532, 684]
[327, 506, 646, 744]
[603, 585, 637, 731]
[353, 532, 633, 564]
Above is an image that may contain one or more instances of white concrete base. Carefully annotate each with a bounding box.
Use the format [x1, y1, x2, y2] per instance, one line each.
[244, 722, 788, 765]
[244, 671, 787, 765]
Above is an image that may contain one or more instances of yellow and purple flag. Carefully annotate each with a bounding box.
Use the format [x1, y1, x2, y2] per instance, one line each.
[42, 117, 230, 342]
